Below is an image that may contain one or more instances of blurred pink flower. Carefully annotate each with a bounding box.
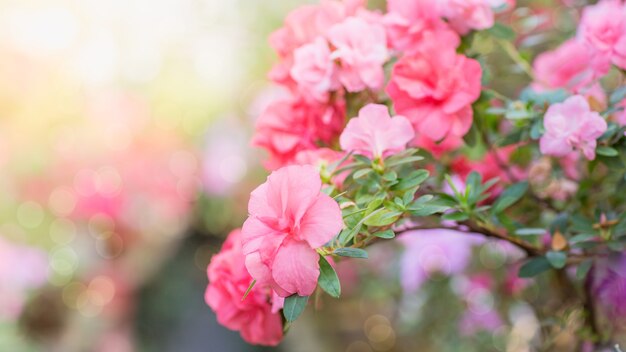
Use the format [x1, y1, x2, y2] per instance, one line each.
[399, 229, 485, 293]
[456, 274, 504, 335]
[384, 0, 460, 54]
[532, 39, 610, 92]
[387, 47, 482, 141]
[328, 16, 388, 92]
[241, 165, 343, 297]
[578, 0, 626, 70]
[540, 95, 607, 160]
[205, 229, 283, 346]
[0, 237, 48, 320]
[339, 104, 414, 159]
[438, 0, 501, 35]
[290, 37, 339, 101]
[413, 134, 464, 157]
[252, 93, 345, 169]
[592, 254, 626, 327]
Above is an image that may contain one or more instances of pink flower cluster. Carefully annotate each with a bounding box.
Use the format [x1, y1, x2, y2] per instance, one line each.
[253, 0, 486, 168]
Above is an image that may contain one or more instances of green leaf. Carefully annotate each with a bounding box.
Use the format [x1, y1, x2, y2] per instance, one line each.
[241, 279, 256, 301]
[518, 257, 552, 278]
[385, 156, 424, 168]
[515, 228, 546, 236]
[353, 155, 372, 165]
[441, 212, 469, 222]
[546, 251, 567, 269]
[569, 233, 596, 243]
[353, 168, 373, 179]
[372, 229, 395, 239]
[576, 259, 593, 281]
[487, 22, 515, 40]
[318, 256, 341, 298]
[609, 86, 626, 105]
[283, 295, 309, 322]
[492, 181, 528, 213]
[596, 146, 618, 157]
[391, 170, 430, 191]
[333, 247, 368, 259]
[409, 204, 451, 217]
[363, 209, 403, 227]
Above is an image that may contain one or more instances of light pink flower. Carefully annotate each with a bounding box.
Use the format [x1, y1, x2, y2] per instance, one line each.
[384, 0, 460, 54]
[205, 229, 283, 346]
[387, 48, 482, 141]
[540, 95, 607, 160]
[438, 0, 500, 35]
[578, 0, 626, 70]
[252, 93, 345, 169]
[268, 0, 364, 85]
[295, 148, 348, 186]
[241, 165, 343, 297]
[290, 37, 339, 101]
[532, 39, 610, 92]
[339, 104, 414, 159]
[328, 16, 388, 92]
[0, 237, 48, 320]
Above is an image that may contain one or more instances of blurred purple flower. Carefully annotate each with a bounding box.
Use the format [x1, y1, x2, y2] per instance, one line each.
[398, 229, 485, 293]
[592, 254, 626, 325]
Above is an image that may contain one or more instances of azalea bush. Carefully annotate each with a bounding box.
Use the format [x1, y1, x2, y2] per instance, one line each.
[205, 0, 626, 350]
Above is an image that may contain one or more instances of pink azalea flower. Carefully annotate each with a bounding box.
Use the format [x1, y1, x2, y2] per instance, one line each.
[413, 134, 464, 157]
[339, 104, 415, 159]
[578, 0, 626, 70]
[387, 48, 482, 141]
[438, 0, 501, 35]
[328, 16, 389, 92]
[205, 229, 283, 346]
[384, 0, 460, 54]
[294, 148, 348, 186]
[290, 37, 339, 101]
[539, 95, 607, 160]
[268, 0, 365, 86]
[532, 39, 610, 92]
[252, 93, 345, 169]
[241, 165, 343, 297]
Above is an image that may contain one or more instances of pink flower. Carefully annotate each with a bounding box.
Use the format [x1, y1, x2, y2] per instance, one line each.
[205, 229, 283, 346]
[268, 0, 365, 86]
[328, 17, 388, 92]
[413, 134, 464, 157]
[438, 0, 500, 35]
[295, 148, 348, 186]
[241, 165, 343, 297]
[387, 48, 482, 141]
[539, 95, 607, 160]
[339, 104, 414, 159]
[532, 39, 610, 92]
[384, 0, 460, 54]
[578, 0, 626, 70]
[290, 37, 339, 101]
[252, 93, 345, 169]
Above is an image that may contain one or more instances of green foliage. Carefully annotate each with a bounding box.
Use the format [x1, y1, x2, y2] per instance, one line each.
[318, 256, 341, 298]
[283, 295, 309, 322]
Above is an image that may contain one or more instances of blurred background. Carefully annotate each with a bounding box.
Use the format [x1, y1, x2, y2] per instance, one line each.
[0, 0, 584, 351]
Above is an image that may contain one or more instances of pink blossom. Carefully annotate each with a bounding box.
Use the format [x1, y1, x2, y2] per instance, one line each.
[252, 93, 345, 169]
[384, 0, 460, 54]
[578, 0, 626, 70]
[339, 104, 415, 159]
[532, 39, 610, 92]
[268, 0, 364, 85]
[205, 229, 283, 346]
[328, 17, 388, 92]
[413, 134, 464, 157]
[290, 37, 339, 100]
[294, 148, 348, 186]
[241, 165, 343, 297]
[387, 48, 482, 141]
[438, 0, 500, 35]
[539, 95, 607, 160]
[0, 237, 48, 320]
